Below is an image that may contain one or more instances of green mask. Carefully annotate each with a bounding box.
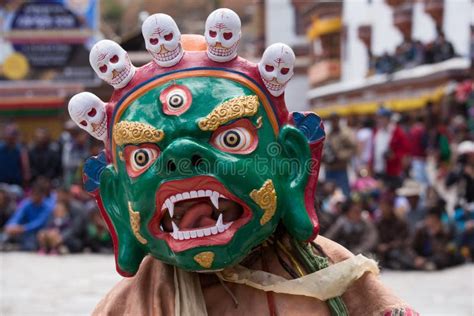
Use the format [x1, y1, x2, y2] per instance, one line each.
[75, 29, 325, 277]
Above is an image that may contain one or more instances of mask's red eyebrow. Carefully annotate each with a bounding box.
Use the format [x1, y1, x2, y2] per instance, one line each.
[198, 95, 259, 131]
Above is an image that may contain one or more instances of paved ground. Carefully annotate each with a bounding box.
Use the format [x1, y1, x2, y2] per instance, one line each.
[1, 253, 473, 315]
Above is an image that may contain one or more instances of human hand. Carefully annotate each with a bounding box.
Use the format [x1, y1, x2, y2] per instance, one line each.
[5, 225, 24, 236]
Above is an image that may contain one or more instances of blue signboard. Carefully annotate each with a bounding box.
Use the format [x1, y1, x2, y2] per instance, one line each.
[0, 0, 99, 85]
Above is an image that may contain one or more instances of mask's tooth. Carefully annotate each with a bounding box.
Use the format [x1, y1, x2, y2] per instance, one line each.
[210, 226, 218, 235]
[172, 221, 179, 233]
[183, 231, 191, 239]
[190, 190, 198, 198]
[217, 225, 225, 233]
[216, 213, 223, 227]
[198, 190, 206, 197]
[166, 199, 174, 218]
[210, 191, 219, 209]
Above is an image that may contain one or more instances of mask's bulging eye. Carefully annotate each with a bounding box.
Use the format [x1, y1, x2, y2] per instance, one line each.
[211, 119, 258, 154]
[134, 149, 149, 166]
[124, 144, 160, 177]
[160, 85, 192, 116]
[223, 130, 241, 147]
[169, 94, 184, 108]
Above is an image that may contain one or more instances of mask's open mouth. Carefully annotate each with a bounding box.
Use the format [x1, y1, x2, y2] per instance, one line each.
[149, 176, 252, 252]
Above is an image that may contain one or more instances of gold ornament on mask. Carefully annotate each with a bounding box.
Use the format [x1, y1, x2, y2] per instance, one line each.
[198, 95, 259, 131]
[128, 202, 147, 244]
[113, 121, 164, 146]
[250, 179, 277, 225]
[194, 251, 215, 268]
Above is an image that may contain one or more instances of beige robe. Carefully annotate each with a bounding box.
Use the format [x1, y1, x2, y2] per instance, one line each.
[93, 236, 408, 315]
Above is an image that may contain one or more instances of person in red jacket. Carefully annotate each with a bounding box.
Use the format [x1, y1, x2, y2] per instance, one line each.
[372, 107, 410, 188]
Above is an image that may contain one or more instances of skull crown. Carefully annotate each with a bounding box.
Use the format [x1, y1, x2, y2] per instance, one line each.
[68, 92, 107, 141]
[70, 9, 297, 137]
[204, 8, 241, 63]
[89, 40, 136, 89]
[142, 13, 184, 67]
[258, 43, 296, 97]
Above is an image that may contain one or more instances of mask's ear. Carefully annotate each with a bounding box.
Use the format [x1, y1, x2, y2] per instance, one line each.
[277, 125, 315, 241]
[99, 165, 146, 276]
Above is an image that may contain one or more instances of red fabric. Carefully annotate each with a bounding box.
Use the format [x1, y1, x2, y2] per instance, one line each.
[409, 123, 426, 158]
[386, 125, 410, 177]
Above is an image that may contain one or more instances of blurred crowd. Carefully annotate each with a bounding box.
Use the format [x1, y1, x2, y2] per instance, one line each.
[319, 102, 474, 270]
[372, 31, 456, 75]
[0, 123, 112, 254]
[1, 96, 474, 271]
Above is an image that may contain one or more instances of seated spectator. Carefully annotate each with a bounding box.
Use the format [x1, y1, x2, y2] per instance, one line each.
[374, 53, 398, 74]
[35, 176, 56, 209]
[1, 182, 53, 250]
[0, 185, 16, 228]
[317, 181, 346, 234]
[37, 201, 72, 254]
[325, 197, 378, 255]
[84, 204, 112, 253]
[37, 187, 89, 254]
[395, 179, 425, 231]
[411, 207, 464, 270]
[446, 141, 474, 205]
[452, 204, 474, 261]
[397, 39, 418, 68]
[413, 40, 426, 66]
[376, 196, 417, 270]
[432, 32, 455, 63]
[352, 168, 379, 195]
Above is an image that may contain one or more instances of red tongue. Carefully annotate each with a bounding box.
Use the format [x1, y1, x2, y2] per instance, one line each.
[179, 202, 215, 229]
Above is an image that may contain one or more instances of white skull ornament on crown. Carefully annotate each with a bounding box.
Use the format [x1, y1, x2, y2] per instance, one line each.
[68, 92, 107, 141]
[89, 40, 135, 89]
[142, 13, 184, 67]
[258, 43, 295, 97]
[205, 8, 241, 62]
